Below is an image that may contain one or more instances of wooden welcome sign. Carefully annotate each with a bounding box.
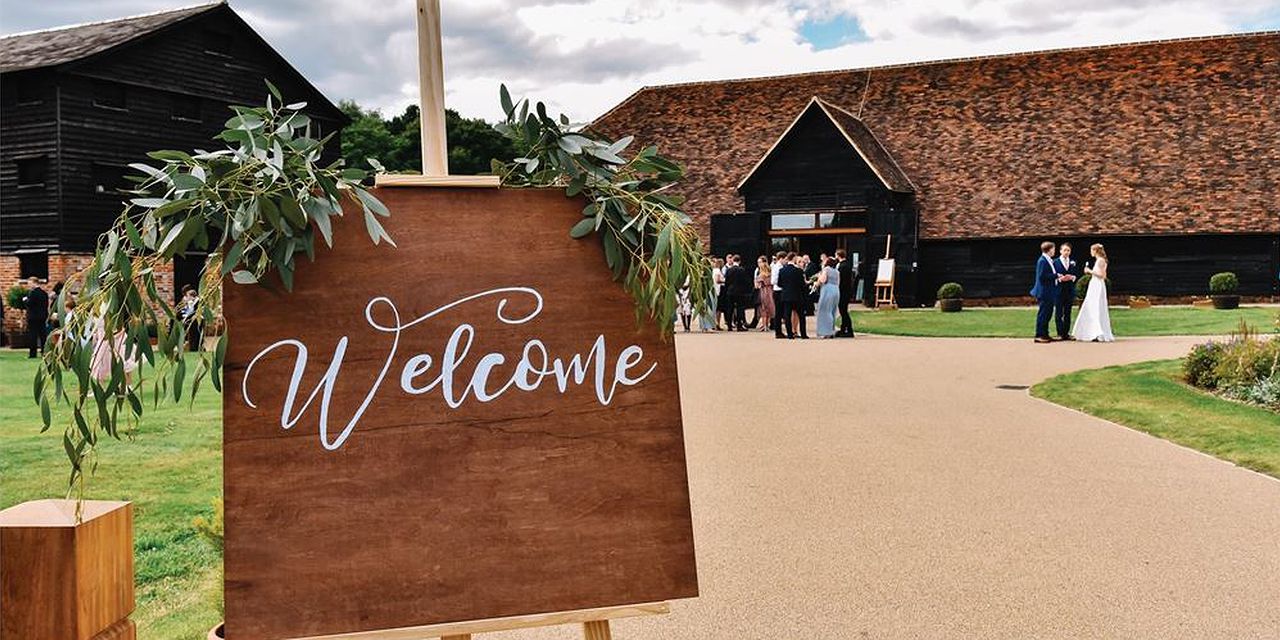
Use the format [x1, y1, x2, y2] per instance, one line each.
[222, 186, 699, 639]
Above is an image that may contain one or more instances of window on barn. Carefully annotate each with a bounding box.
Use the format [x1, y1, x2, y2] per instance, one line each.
[92, 163, 128, 196]
[16, 157, 48, 188]
[170, 94, 202, 122]
[202, 29, 232, 56]
[18, 251, 49, 280]
[92, 81, 127, 110]
[3, 77, 42, 106]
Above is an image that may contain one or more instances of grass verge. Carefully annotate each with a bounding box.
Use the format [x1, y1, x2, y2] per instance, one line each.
[1031, 358, 1280, 478]
[0, 349, 222, 638]
[852, 305, 1277, 338]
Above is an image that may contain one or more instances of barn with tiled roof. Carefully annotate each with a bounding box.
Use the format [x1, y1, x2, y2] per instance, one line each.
[593, 32, 1280, 305]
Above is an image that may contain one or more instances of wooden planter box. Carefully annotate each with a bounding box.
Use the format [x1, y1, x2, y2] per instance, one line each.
[0, 500, 135, 640]
[1128, 297, 1152, 309]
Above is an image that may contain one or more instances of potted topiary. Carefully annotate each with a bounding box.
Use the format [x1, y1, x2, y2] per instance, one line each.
[4, 284, 31, 349]
[937, 282, 964, 312]
[1210, 272, 1240, 309]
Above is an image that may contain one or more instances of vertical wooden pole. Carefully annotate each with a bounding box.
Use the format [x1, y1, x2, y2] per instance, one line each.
[416, 0, 449, 176]
[582, 620, 612, 640]
[440, 635, 471, 640]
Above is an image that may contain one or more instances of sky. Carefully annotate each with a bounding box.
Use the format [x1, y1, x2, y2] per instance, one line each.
[2, 0, 1278, 122]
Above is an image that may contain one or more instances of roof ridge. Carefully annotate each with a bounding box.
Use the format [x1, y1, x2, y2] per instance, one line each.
[0, 1, 223, 40]
[628, 29, 1280, 93]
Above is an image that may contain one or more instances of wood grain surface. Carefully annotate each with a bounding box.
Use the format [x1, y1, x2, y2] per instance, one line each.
[222, 187, 697, 639]
[0, 500, 134, 640]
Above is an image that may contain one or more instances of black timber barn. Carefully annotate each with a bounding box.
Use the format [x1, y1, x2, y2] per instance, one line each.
[0, 1, 346, 302]
[593, 33, 1280, 307]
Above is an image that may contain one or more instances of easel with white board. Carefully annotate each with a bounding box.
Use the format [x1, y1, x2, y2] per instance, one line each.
[874, 236, 897, 309]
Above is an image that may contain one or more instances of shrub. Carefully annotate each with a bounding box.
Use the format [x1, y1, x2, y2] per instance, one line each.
[5, 285, 26, 311]
[1075, 274, 1091, 300]
[1212, 331, 1280, 392]
[937, 282, 964, 299]
[1231, 375, 1280, 411]
[1209, 272, 1239, 295]
[1184, 341, 1226, 389]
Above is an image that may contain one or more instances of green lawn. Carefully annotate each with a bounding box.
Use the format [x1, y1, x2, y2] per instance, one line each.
[0, 350, 222, 639]
[1032, 359, 1280, 478]
[852, 305, 1278, 338]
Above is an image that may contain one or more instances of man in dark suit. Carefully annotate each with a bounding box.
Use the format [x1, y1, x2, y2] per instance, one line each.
[723, 255, 751, 331]
[23, 277, 49, 358]
[835, 249, 856, 337]
[777, 253, 809, 339]
[1030, 241, 1059, 343]
[1052, 243, 1078, 340]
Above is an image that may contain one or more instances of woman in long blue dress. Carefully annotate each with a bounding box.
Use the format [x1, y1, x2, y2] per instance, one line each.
[815, 257, 841, 338]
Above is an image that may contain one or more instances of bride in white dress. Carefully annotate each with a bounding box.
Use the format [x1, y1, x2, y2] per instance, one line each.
[1072, 243, 1114, 342]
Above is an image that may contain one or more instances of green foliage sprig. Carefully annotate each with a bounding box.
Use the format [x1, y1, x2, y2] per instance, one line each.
[490, 85, 713, 329]
[33, 83, 390, 501]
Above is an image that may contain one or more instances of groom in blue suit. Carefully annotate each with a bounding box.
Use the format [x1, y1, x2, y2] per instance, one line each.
[1030, 241, 1058, 343]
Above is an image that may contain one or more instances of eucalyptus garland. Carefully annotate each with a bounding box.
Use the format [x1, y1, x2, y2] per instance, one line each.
[33, 82, 390, 501]
[34, 82, 712, 503]
[491, 85, 714, 328]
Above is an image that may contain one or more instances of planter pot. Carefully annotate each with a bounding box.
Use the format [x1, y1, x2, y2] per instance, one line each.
[5, 329, 31, 349]
[1211, 295, 1240, 310]
[0, 499, 135, 639]
[1128, 298, 1152, 309]
[939, 298, 963, 313]
[208, 623, 225, 639]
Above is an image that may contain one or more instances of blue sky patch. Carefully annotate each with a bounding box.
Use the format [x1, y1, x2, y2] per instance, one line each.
[799, 13, 869, 51]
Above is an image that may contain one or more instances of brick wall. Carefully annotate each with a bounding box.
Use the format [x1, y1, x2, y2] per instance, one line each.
[1, 252, 174, 348]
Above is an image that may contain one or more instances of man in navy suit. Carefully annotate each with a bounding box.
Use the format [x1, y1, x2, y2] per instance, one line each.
[1052, 243, 1078, 340]
[1030, 241, 1059, 343]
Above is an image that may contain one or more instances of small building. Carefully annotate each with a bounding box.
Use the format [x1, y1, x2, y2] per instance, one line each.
[0, 1, 346, 313]
[593, 32, 1280, 306]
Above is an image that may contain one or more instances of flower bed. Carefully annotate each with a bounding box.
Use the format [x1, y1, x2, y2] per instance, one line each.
[1183, 321, 1280, 412]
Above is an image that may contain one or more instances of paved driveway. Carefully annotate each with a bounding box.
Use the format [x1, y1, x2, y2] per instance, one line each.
[505, 333, 1280, 639]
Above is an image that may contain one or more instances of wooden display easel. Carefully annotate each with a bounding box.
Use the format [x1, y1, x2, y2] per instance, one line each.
[874, 235, 897, 309]
[352, 2, 668, 639]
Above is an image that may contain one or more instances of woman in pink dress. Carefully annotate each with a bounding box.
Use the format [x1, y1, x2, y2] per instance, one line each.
[755, 256, 775, 332]
[89, 303, 139, 382]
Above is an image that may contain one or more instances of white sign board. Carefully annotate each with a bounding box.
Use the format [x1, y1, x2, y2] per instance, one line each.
[875, 259, 896, 285]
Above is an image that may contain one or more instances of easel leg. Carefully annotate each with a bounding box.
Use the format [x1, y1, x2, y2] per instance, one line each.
[583, 620, 612, 640]
[441, 635, 471, 640]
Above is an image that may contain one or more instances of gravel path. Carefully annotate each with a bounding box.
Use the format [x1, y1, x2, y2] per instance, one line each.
[503, 332, 1280, 639]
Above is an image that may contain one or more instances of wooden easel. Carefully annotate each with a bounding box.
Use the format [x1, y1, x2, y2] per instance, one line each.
[343, 2, 668, 639]
[874, 235, 897, 309]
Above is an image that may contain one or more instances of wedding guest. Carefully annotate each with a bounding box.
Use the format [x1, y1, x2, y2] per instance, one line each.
[677, 281, 693, 333]
[1053, 243, 1078, 340]
[1030, 241, 1058, 343]
[835, 249, 856, 337]
[724, 255, 752, 331]
[23, 277, 49, 358]
[755, 256, 774, 332]
[803, 253, 820, 279]
[770, 251, 785, 332]
[179, 285, 203, 351]
[816, 257, 841, 338]
[710, 258, 725, 330]
[90, 302, 139, 382]
[778, 252, 809, 339]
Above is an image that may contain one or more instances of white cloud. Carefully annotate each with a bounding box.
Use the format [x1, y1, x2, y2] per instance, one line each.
[2, 0, 1277, 122]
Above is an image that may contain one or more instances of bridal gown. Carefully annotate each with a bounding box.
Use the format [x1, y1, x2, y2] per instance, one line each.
[1072, 259, 1114, 342]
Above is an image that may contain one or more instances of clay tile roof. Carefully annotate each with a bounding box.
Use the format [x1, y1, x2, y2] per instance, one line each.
[593, 31, 1280, 240]
[0, 2, 223, 73]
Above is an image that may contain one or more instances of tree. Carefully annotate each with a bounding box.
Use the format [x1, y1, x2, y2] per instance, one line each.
[339, 101, 517, 175]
